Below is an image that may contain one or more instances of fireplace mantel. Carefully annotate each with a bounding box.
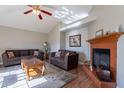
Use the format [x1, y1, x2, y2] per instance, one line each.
[87, 32, 124, 44]
[83, 32, 124, 88]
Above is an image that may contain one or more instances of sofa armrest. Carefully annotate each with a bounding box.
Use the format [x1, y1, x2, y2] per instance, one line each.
[36, 51, 44, 60]
[49, 52, 56, 58]
[2, 52, 8, 66]
[64, 53, 79, 70]
[49, 52, 56, 63]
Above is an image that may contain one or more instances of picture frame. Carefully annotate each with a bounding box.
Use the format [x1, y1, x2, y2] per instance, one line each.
[69, 34, 81, 47]
[95, 29, 104, 37]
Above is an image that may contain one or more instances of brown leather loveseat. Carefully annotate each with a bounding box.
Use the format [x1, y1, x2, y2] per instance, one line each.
[49, 49, 79, 70]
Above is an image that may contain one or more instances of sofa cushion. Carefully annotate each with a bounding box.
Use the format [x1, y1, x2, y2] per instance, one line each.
[8, 57, 21, 62]
[7, 52, 15, 59]
[20, 50, 29, 56]
[21, 55, 33, 59]
[65, 52, 70, 57]
[51, 57, 65, 67]
[52, 57, 65, 63]
[29, 49, 39, 55]
[29, 50, 34, 55]
[34, 51, 39, 56]
[13, 50, 21, 57]
[55, 51, 61, 57]
[59, 50, 66, 58]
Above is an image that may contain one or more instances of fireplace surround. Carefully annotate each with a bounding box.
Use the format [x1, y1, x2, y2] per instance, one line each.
[83, 32, 124, 88]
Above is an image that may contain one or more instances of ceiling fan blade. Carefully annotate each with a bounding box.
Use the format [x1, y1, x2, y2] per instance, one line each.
[28, 5, 33, 7]
[38, 14, 43, 20]
[40, 10, 52, 16]
[24, 10, 32, 14]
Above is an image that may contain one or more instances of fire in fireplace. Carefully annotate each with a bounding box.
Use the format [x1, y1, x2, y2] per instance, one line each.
[92, 48, 110, 70]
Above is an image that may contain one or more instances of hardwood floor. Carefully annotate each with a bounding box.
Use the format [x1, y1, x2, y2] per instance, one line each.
[64, 64, 96, 88]
[0, 63, 96, 88]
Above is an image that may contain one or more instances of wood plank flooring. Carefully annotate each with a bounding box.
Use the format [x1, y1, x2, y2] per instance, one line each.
[0, 64, 96, 88]
[64, 64, 96, 88]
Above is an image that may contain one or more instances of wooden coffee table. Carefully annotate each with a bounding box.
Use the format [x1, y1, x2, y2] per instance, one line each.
[21, 57, 45, 80]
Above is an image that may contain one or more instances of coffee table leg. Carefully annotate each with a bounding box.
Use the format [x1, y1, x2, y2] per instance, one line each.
[41, 66, 45, 75]
[21, 62, 24, 70]
[25, 68, 30, 80]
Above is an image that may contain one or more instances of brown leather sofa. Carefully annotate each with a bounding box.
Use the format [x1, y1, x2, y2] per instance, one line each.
[49, 49, 79, 70]
[2, 49, 44, 67]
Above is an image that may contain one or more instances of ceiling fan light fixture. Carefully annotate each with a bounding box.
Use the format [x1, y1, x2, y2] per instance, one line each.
[33, 9, 41, 15]
[24, 5, 52, 20]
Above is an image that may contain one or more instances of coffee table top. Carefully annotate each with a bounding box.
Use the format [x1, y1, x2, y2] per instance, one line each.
[21, 57, 44, 68]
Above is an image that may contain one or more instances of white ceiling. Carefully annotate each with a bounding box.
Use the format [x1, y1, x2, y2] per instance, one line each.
[0, 5, 93, 33]
[53, 5, 93, 24]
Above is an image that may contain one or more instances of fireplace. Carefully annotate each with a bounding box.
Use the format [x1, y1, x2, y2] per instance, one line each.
[83, 32, 124, 87]
[92, 48, 110, 70]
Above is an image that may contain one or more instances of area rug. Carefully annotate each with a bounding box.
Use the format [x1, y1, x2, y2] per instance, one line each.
[0, 62, 76, 88]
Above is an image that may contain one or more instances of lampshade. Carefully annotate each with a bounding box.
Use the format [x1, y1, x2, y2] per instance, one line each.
[43, 42, 48, 47]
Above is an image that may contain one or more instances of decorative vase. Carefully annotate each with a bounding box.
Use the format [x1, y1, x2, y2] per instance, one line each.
[119, 24, 124, 32]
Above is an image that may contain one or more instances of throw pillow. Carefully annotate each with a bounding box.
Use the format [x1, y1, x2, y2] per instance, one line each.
[55, 51, 61, 57]
[7, 52, 15, 59]
[65, 52, 70, 56]
[60, 51, 66, 58]
[34, 51, 39, 56]
[69, 52, 75, 56]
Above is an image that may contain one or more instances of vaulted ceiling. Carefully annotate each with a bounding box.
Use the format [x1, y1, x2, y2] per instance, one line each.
[0, 5, 93, 33]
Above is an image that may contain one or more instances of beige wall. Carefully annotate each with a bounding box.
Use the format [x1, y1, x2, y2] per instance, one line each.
[65, 26, 90, 63]
[88, 5, 124, 38]
[117, 35, 124, 87]
[48, 24, 61, 52]
[60, 32, 65, 49]
[0, 26, 47, 63]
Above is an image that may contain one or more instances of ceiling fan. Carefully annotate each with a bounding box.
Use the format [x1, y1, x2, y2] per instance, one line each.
[24, 5, 52, 20]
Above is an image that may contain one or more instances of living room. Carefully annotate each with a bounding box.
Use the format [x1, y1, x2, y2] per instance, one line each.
[0, 4, 124, 90]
